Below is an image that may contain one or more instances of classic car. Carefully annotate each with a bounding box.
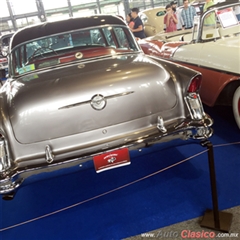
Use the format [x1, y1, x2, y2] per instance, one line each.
[139, 1, 205, 37]
[139, 0, 240, 128]
[0, 15, 213, 200]
[139, 6, 166, 37]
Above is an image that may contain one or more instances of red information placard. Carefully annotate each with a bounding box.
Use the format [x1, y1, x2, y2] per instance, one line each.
[93, 148, 130, 173]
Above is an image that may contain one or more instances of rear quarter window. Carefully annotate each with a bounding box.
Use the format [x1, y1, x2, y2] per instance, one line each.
[156, 11, 166, 16]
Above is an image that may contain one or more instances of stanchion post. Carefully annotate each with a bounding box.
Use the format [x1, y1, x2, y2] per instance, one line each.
[200, 140, 233, 232]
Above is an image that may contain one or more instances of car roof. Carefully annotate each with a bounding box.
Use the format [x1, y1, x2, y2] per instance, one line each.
[10, 15, 125, 49]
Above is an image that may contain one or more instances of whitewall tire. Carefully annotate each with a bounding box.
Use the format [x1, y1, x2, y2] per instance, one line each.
[233, 86, 240, 129]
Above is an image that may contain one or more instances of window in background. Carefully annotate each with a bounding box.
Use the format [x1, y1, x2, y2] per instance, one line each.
[71, 0, 98, 16]
[41, 0, 70, 21]
[0, 0, 10, 17]
[99, 1, 125, 19]
[27, 16, 41, 25]
[10, 0, 38, 15]
[16, 18, 28, 28]
[128, 0, 146, 10]
[7, 20, 14, 29]
[47, 13, 70, 22]
[41, 0, 67, 10]
[0, 21, 13, 33]
[15, 16, 41, 29]
[144, 0, 154, 9]
[153, 0, 169, 8]
[101, 4, 119, 15]
[70, 0, 96, 5]
[73, 9, 96, 17]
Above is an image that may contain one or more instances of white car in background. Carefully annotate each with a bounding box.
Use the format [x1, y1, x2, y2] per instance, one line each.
[139, 6, 166, 37]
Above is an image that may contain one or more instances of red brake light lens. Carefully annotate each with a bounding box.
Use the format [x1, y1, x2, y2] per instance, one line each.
[187, 75, 202, 93]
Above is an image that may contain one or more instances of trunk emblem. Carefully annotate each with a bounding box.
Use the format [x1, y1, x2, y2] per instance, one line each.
[91, 94, 107, 110]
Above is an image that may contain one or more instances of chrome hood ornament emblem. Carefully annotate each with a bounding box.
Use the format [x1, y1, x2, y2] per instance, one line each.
[91, 94, 107, 110]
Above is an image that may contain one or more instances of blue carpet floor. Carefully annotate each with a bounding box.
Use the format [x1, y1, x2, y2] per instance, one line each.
[0, 105, 240, 240]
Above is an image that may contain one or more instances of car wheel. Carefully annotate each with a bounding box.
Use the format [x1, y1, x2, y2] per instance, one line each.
[233, 86, 240, 129]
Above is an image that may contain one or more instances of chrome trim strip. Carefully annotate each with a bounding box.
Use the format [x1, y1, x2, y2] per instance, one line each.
[58, 91, 135, 110]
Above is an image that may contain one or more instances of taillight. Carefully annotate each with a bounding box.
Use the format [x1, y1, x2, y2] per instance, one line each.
[187, 75, 202, 93]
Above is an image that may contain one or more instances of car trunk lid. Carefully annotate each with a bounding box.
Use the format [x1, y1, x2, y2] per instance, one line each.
[6, 54, 178, 143]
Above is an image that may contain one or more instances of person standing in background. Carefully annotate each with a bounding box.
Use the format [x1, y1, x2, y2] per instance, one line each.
[171, 0, 184, 30]
[234, 5, 240, 21]
[130, 8, 146, 39]
[181, 0, 196, 29]
[203, 0, 216, 26]
[164, 4, 178, 32]
[171, 1, 177, 13]
[126, 13, 135, 29]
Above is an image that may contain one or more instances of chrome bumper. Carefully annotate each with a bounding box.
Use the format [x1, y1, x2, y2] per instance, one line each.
[0, 115, 213, 198]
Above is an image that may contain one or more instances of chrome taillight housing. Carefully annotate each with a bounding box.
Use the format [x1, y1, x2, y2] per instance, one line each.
[185, 74, 205, 120]
[0, 134, 11, 172]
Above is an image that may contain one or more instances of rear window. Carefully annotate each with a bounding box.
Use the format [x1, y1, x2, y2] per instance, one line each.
[156, 11, 166, 16]
[9, 26, 139, 77]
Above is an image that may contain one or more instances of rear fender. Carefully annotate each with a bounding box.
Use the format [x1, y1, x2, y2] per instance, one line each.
[161, 42, 185, 59]
[139, 39, 185, 59]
